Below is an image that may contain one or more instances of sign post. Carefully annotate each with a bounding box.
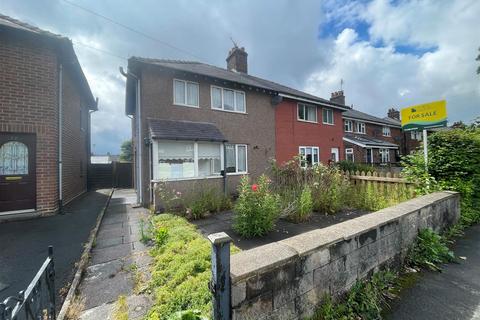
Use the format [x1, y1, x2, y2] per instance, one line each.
[400, 100, 447, 171]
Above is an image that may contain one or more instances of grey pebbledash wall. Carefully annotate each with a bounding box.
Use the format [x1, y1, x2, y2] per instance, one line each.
[229, 191, 460, 320]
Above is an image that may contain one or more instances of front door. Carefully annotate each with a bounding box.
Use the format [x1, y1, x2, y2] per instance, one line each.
[366, 148, 373, 164]
[0, 133, 36, 213]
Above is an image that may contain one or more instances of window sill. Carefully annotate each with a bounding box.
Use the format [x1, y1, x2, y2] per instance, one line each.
[173, 103, 200, 108]
[151, 175, 223, 183]
[322, 122, 335, 126]
[227, 172, 249, 176]
[211, 107, 247, 115]
[297, 119, 318, 124]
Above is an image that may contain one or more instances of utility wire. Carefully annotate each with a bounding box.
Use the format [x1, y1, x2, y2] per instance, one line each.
[72, 40, 128, 61]
[61, 0, 206, 61]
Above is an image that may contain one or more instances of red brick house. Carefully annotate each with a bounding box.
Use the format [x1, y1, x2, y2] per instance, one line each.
[341, 99, 403, 165]
[123, 46, 347, 206]
[0, 15, 96, 217]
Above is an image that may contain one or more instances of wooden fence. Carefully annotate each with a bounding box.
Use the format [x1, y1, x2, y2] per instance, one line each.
[341, 170, 415, 197]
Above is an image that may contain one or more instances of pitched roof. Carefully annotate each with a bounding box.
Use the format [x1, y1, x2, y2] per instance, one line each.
[344, 134, 399, 149]
[0, 14, 96, 109]
[343, 108, 401, 127]
[148, 118, 227, 142]
[127, 57, 348, 115]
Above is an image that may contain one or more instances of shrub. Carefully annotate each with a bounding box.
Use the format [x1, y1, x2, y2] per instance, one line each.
[289, 185, 313, 222]
[336, 160, 375, 173]
[407, 228, 455, 271]
[233, 175, 280, 238]
[311, 165, 350, 214]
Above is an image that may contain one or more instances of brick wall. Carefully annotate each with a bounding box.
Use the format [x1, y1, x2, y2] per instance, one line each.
[0, 35, 59, 214]
[61, 65, 89, 205]
[230, 192, 460, 319]
[275, 99, 345, 164]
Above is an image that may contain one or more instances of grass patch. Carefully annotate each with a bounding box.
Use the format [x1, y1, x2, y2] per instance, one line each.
[113, 295, 128, 320]
[311, 270, 397, 320]
[407, 228, 455, 271]
[145, 214, 239, 319]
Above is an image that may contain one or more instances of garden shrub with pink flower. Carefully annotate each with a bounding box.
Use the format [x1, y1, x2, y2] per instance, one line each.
[233, 175, 281, 238]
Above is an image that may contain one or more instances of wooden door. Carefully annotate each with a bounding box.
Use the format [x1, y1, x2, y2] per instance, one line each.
[0, 133, 36, 213]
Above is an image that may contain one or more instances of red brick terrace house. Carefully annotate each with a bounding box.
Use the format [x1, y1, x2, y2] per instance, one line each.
[0, 15, 96, 218]
[123, 46, 348, 206]
[340, 94, 403, 165]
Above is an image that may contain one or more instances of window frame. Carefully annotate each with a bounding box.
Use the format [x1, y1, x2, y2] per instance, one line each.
[322, 108, 334, 125]
[345, 148, 354, 162]
[355, 122, 366, 134]
[210, 85, 246, 114]
[297, 103, 318, 123]
[379, 148, 390, 163]
[299, 146, 320, 168]
[225, 143, 248, 175]
[382, 126, 391, 137]
[173, 79, 200, 108]
[344, 120, 353, 132]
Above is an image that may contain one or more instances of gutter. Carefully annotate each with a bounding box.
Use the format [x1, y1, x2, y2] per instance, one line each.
[120, 67, 143, 205]
[343, 137, 399, 149]
[343, 116, 402, 128]
[58, 64, 64, 214]
[277, 93, 350, 111]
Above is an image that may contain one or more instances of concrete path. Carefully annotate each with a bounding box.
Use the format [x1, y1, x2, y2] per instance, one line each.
[0, 189, 111, 305]
[387, 224, 480, 320]
[78, 189, 153, 320]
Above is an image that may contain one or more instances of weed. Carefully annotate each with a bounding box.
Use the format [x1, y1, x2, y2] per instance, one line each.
[407, 229, 455, 271]
[113, 295, 129, 320]
[65, 296, 85, 320]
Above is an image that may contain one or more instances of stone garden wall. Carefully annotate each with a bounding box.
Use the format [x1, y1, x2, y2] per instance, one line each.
[230, 191, 460, 320]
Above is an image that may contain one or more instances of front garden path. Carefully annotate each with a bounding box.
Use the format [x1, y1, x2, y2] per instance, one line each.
[193, 209, 369, 250]
[387, 223, 480, 320]
[78, 189, 153, 320]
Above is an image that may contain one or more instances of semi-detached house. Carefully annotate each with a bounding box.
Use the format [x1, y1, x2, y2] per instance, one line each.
[123, 46, 348, 206]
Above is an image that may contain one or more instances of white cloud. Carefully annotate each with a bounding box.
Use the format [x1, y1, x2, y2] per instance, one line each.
[306, 0, 480, 123]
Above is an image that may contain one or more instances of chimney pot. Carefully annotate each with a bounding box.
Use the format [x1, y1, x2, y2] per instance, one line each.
[226, 46, 248, 73]
[330, 90, 345, 105]
[387, 108, 400, 120]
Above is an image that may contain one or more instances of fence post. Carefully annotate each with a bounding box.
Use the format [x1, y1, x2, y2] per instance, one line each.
[208, 232, 232, 320]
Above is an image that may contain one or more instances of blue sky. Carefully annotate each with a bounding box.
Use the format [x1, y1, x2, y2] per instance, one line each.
[1, 0, 479, 154]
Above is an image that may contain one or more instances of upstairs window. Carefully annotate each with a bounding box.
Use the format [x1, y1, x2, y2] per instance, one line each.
[355, 122, 366, 134]
[410, 131, 422, 141]
[382, 126, 391, 137]
[174, 79, 199, 107]
[322, 108, 334, 124]
[211, 86, 246, 113]
[298, 103, 317, 122]
[299, 146, 319, 168]
[344, 120, 353, 132]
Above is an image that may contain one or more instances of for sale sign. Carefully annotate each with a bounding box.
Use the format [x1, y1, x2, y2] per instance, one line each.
[401, 100, 447, 131]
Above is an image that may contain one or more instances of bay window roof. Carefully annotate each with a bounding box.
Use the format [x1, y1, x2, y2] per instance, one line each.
[148, 118, 227, 142]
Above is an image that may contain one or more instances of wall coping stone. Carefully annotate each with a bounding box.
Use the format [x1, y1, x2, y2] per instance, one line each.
[230, 191, 458, 284]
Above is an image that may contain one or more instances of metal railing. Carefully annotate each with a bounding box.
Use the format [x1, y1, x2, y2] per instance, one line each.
[0, 246, 55, 320]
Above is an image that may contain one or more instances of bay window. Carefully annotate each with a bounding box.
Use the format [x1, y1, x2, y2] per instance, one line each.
[154, 140, 223, 180]
[299, 146, 319, 168]
[380, 149, 390, 163]
[211, 86, 246, 113]
[174, 79, 199, 107]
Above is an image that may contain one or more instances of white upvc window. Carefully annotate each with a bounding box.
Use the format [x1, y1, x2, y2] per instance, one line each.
[211, 86, 246, 113]
[153, 140, 222, 180]
[345, 148, 354, 162]
[355, 122, 366, 134]
[322, 108, 334, 125]
[297, 103, 317, 123]
[225, 144, 248, 174]
[382, 126, 391, 137]
[174, 79, 199, 107]
[380, 148, 390, 163]
[299, 146, 319, 168]
[344, 120, 353, 132]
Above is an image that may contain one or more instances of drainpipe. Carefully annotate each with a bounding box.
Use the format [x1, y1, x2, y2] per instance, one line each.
[58, 64, 64, 214]
[120, 67, 142, 205]
[223, 142, 227, 196]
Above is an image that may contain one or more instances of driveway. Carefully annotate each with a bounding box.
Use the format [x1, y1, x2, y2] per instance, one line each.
[387, 223, 480, 320]
[0, 189, 111, 306]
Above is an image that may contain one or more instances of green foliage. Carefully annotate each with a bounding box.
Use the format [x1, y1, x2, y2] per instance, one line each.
[146, 214, 239, 319]
[311, 270, 397, 320]
[139, 219, 154, 244]
[293, 185, 313, 222]
[402, 128, 480, 231]
[154, 226, 168, 247]
[336, 160, 375, 173]
[407, 229, 455, 271]
[119, 140, 133, 162]
[233, 175, 281, 238]
[168, 310, 208, 320]
[311, 165, 350, 214]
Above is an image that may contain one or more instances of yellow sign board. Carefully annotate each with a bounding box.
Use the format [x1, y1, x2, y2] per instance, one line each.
[401, 100, 447, 131]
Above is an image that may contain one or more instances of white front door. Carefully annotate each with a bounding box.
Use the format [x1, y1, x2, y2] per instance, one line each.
[330, 148, 339, 162]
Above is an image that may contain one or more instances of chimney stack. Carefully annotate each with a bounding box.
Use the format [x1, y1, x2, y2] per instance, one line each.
[226, 46, 248, 73]
[387, 108, 400, 120]
[330, 90, 345, 105]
